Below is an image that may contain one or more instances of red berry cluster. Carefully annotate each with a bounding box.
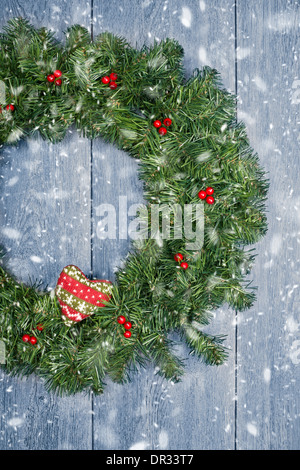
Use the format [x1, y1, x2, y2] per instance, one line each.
[22, 323, 44, 345]
[0, 104, 15, 113]
[174, 253, 188, 270]
[198, 186, 215, 204]
[173, 188, 215, 273]
[47, 69, 63, 86]
[153, 118, 172, 136]
[101, 72, 118, 90]
[117, 315, 132, 338]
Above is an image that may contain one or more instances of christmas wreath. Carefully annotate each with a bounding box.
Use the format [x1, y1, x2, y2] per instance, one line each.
[0, 18, 268, 395]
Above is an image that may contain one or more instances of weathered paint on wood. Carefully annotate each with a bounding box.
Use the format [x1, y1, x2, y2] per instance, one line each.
[0, 0, 299, 450]
[0, 0, 93, 450]
[236, 0, 300, 450]
[91, 0, 236, 451]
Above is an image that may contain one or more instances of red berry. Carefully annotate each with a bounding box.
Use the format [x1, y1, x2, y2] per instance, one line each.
[124, 331, 131, 338]
[47, 74, 55, 83]
[124, 321, 132, 330]
[174, 253, 183, 262]
[180, 262, 189, 270]
[36, 323, 44, 331]
[117, 315, 126, 324]
[0, 106, 2, 113]
[6, 104, 15, 112]
[163, 118, 172, 127]
[53, 69, 62, 78]
[55, 79, 62, 86]
[22, 334, 30, 343]
[198, 190, 207, 200]
[158, 127, 167, 135]
[101, 76, 110, 84]
[30, 336, 37, 345]
[206, 196, 215, 205]
[110, 72, 118, 81]
[109, 81, 117, 89]
[153, 120, 162, 128]
[206, 187, 214, 195]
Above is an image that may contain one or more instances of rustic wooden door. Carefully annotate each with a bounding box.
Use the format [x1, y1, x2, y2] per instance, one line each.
[0, 0, 299, 450]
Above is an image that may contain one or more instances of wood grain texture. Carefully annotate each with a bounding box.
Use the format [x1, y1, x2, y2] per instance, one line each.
[91, 0, 236, 450]
[236, 0, 300, 450]
[1, 0, 299, 451]
[0, 1, 93, 450]
[1, 134, 92, 288]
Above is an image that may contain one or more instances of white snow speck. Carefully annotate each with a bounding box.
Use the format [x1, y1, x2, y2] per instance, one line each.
[141, 0, 152, 8]
[197, 150, 211, 162]
[8, 417, 24, 429]
[198, 46, 208, 64]
[225, 424, 231, 433]
[49, 288, 56, 298]
[199, 0, 206, 12]
[238, 110, 256, 126]
[180, 7, 192, 28]
[270, 233, 282, 255]
[247, 422, 258, 437]
[7, 176, 19, 187]
[1, 227, 21, 240]
[236, 47, 251, 60]
[30, 256, 43, 264]
[267, 12, 295, 31]
[158, 430, 169, 449]
[0, 80, 5, 103]
[252, 76, 267, 92]
[51, 5, 61, 14]
[289, 340, 300, 365]
[263, 368, 271, 384]
[291, 80, 300, 105]
[7, 128, 24, 143]
[129, 441, 150, 450]
[285, 316, 299, 334]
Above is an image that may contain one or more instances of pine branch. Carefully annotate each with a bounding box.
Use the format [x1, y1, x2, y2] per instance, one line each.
[141, 332, 185, 381]
[181, 323, 228, 366]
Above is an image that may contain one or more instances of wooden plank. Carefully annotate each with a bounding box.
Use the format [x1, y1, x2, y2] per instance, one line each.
[0, 2, 93, 450]
[91, 0, 237, 450]
[1, 135, 92, 287]
[236, 0, 300, 450]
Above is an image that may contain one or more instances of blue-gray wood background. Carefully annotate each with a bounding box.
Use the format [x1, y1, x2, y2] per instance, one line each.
[0, 0, 299, 451]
